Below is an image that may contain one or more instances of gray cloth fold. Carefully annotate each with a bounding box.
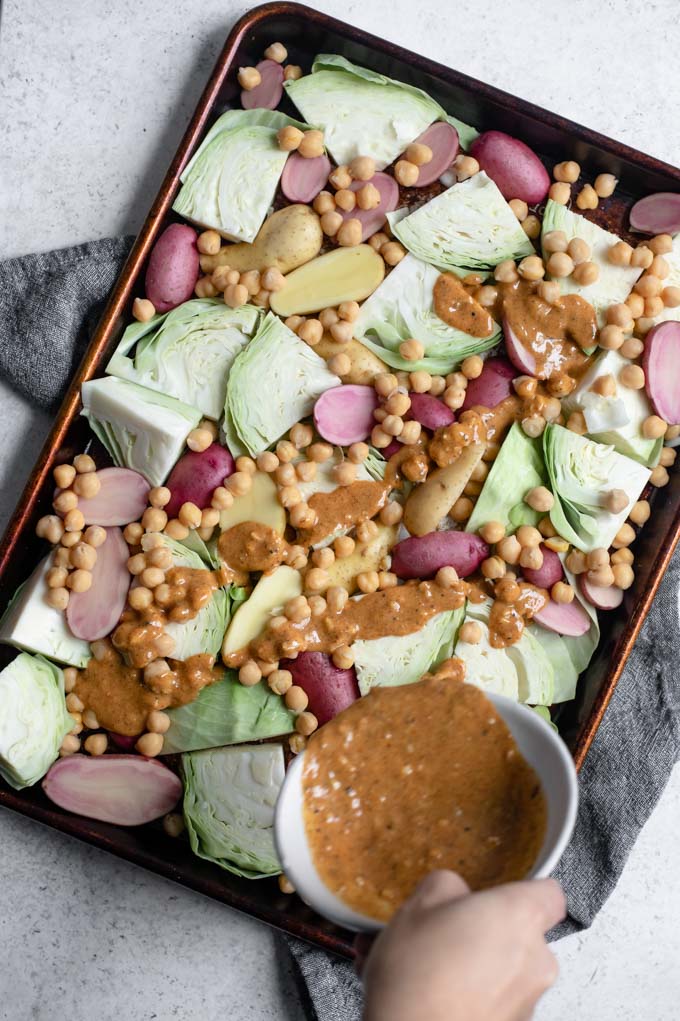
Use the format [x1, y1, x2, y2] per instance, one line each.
[1, 238, 678, 1021]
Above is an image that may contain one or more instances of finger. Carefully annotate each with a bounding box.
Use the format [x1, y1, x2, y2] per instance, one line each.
[501, 878, 567, 932]
[407, 869, 471, 912]
[352, 932, 375, 977]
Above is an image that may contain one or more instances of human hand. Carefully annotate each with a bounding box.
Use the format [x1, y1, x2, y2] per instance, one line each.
[360, 870, 565, 1021]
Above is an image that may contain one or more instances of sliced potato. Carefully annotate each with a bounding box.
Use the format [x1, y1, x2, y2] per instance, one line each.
[314, 335, 388, 384]
[325, 524, 397, 594]
[222, 565, 301, 660]
[219, 471, 285, 535]
[269, 245, 385, 317]
[403, 443, 485, 536]
[200, 205, 322, 275]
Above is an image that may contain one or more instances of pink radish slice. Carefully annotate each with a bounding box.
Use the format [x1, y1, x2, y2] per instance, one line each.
[313, 385, 379, 445]
[408, 121, 459, 187]
[42, 754, 182, 826]
[630, 192, 680, 235]
[165, 443, 235, 518]
[382, 439, 402, 459]
[241, 60, 284, 111]
[67, 526, 130, 641]
[503, 318, 539, 377]
[579, 574, 624, 610]
[533, 597, 591, 637]
[406, 392, 455, 430]
[521, 544, 564, 589]
[470, 131, 550, 204]
[281, 152, 331, 202]
[462, 357, 516, 411]
[145, 223, 199, 313]
[67, 467, 150, 526]
[642, 321, 680, 424]
[341, 173, 400, 241]
[107, 732, 139, 751]
[391, 531, 489, 580]
[279, 652, 359, 727]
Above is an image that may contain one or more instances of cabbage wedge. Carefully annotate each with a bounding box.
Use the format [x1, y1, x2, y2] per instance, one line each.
[0, 653, 73, 789]
[81, 376, 201, 486]
[183, 743, 284, 877]
[543, 424, 651, 552]
[106, 299, 260, 420]
[224, 313, 339, 456]
[353, 253, 501, 373]
[388, 173, 534, 276]
[173, 109, 309, 243]
[467, 423, 548, 534]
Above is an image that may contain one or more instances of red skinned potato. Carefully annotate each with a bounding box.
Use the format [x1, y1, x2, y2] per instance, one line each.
[107, 732, 139, 751]
[642, 321, 680, 425]
[391, 531, 489, 580]
[241, 59, 284, 111]
[165, 443, 235, 517]
[579, 575, 624, 610]
[145, 223, 200, 313]
[341, 173, 400, 241]
[42, 754, 182, 826]
[68, 467, 150, 526]
[281, 153, 332, 203]
[533, 597, 590, 637]
[470, 131, 550, 204]
[462, 357, 516, 411]
[313, 385, 379, 445]
[630, 193, 680, 235]
[406, 121, 459, 187]
[67, 526, 130, 641]
[521, 545, 564, 589]
[279, 652, 359, 727]
[406, 393, 455, 430]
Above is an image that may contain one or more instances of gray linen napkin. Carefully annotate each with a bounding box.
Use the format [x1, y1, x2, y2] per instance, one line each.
[1, 239, 679, 1020]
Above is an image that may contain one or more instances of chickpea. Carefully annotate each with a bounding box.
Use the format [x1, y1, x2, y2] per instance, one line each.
[525, 486, 554, 513]
[224, 282, 249, 308]
[572, 261, 599, 286]
[176, 502, 201, 529]
[348, 155, 375, 181]
[332, 645, 355, 670]
[304, 567, 329, 594]
[429, 376, 447, 397]
[546, 252, 574, 278]
[650, 465, 670, 488]
[384, 392, 411, 417]
[284, 685, 309, 714]
[459, 621, 482, 645]
[553, 160, 580, 183]
[631, 246, 654, 269]
[660, 446, 677, 467]
[368, 231, 390, 253]
[450, 496, 474, 524]
[381, 241, 406, 266]
[549, 581, 574, 604]
[619, 364, 645, 390]
[60, 529, 82, 548]
[518, 255, 545, 281]
[36, 514, 65, 544]
[225, 471, 253, 499]
[519, 545, 543, 570]
[432, 565, 458, 590]
[598, 324, 624, 351]
[312, 546, 336, 569]
[53, 547, 71, 569]
[481, 555, 506, 580]
[394, 159, 419, 186]
[521, 415, 546, 438]
[334, 187, 356, 213]
[535, 280, 560, 307]
[608, 240, 633, 267]
[163, 519, 189, 540]
[592, 373, 617, 397]
[195, 275, 218, 299]
[542, 231, 568, 256]
[331, 462, 355, 488]
[666, 425, 680, 440]
[453, 155, 479, 181]
[644, 296, 664, 318]
[547, 182, 570, 205]
[59, 734, 81, 756]
[69, 542, 97, 571]
[634, 317, 656, 336]
[538, 516, 557, 538]
[396, 338, 424, 363]
[238, 66, 262, 90]
[336, 218, 362, 247]
[330, 320, 353, 344]
[308, 442, 333, 463]
[357, 571, 380, 594]
[296, 711, 319, 736]
[612, 523, 636, 549]
[659, 285, 680, 309]
[640, 414, 667, 440]
[508, 198, 529, 221]
[135, 731, 163, 757]
[72, 453, 95, 474]
[130, 296, 156, 323]
[402, 142, 431, 167]
[496, 535, 522, 565]
[53, 490, 78, 515]
[459, 355, 482, 381]
[634, 273, 662, 299]
[576, 184, 598, 210]
[46, 566, 68, 589]
[298, 129, 325, 159]
[66, 569, 91, 593]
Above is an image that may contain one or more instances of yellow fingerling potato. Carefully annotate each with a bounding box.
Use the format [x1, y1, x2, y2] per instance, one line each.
[313, 335, 388, 384]
[403, 443, 485, 536]
[269, 245, 385, 316]
[200, 205, 323, 275]
[325, 524, 397, 594]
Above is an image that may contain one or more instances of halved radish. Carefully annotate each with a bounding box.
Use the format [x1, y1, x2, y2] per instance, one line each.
[642, 321, 680, 425]
[340, 173, 400, 241]
[406, 122, 459, 187]
[503, 318, 539, 377]
[165, 443, 235, 518]
[279, 652, 359, 727]
[67, 526, 130, 641]
[630, 192, 680, 235]
[462, 356, 516, 410]
[391, 530, 489, 580]
[533, 597, 591, 637]
[470, 131, 550, 204]
[281, 152, 332, 203]
[68, 467, 150, 526]
[241, 60, 284, 111]
[521, 545, 564, 589]
[313, 385, 379, 445]
[406, 392, 455, 430]
[580, 575, 624, 610]
[42, 754, 182, 826]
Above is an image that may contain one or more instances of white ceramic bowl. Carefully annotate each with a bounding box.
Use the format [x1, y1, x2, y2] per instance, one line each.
[274, 692, 578, 932]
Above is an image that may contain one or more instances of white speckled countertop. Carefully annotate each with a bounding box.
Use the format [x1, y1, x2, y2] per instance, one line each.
[2, 1, 680, 1017]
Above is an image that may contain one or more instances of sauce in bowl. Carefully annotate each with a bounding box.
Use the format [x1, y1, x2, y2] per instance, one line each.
[302, 676, 547, 923]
